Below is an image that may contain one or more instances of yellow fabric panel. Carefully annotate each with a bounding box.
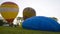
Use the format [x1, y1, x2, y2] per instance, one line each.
[1, 11, 18, 19]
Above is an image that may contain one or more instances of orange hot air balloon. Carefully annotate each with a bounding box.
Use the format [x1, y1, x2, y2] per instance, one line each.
[23, 7, 36, 20]
[0, 2, 19, 26]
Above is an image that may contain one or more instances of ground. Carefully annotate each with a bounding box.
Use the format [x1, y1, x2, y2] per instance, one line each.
[0, 26, 60, 34]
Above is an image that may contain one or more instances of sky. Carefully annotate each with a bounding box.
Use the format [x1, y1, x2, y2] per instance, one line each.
[0, 0, 60, 23]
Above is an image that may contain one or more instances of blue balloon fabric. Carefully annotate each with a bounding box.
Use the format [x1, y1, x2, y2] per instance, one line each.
[22, 16, 60, 32]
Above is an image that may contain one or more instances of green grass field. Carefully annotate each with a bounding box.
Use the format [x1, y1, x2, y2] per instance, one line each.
[0, 26, 60, 34]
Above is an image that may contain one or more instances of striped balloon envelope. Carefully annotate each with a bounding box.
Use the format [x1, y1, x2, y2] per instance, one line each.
[0, 2, 19, 25]
[23, 7, 36, 20]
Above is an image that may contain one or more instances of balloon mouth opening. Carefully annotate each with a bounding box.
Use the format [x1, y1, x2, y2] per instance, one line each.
[5, 18, 14, 23]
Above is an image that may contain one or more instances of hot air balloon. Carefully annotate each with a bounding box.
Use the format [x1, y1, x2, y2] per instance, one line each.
[22, 16, 60, 32]
[0, 2, 19, 26]
[23, 7, 36, 20]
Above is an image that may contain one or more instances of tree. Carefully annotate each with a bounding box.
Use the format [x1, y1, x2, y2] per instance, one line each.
[51, 17, 58, 21]
[0, 20, 4, 26]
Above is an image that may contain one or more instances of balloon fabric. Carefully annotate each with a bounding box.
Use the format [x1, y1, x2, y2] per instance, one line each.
[22, 16, 60, 32]
[0, 2, 19, 23]
[23, 7, 36, 20]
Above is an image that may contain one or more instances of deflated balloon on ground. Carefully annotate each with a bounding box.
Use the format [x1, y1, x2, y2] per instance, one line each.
[22, 16, 60, 32]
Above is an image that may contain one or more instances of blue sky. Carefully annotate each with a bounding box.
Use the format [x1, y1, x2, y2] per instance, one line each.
[0, 0, 60, 23]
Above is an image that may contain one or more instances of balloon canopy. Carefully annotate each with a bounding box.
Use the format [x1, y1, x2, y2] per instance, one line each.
[22, 16, 60, 32]
[0, 2, 19, 23]
[23, 7, 36, 20]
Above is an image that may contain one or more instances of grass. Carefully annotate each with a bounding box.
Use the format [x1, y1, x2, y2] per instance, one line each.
[0, 26, 60, 34]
